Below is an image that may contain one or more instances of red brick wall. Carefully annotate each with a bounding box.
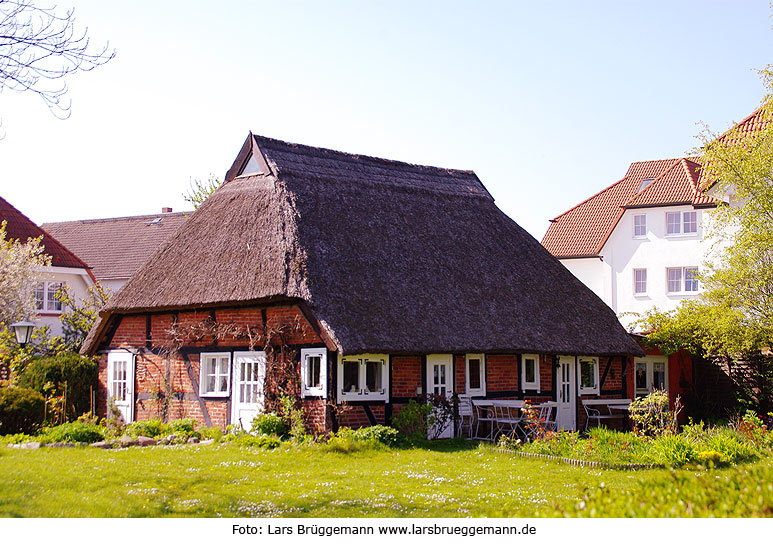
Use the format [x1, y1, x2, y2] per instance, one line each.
[392, 356, 422, 398]
[338, 404, 385, 429]
[97, 304, 323, 429]
[486, 355, 518, 392]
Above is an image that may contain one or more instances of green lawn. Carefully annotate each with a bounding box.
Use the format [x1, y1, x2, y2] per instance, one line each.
[1, 440, 771, 517]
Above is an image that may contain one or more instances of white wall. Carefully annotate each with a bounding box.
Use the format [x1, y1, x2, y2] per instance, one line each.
[34, 267, 94, 337]
[558, 257, 610, 304]
[601, 205, 717, 330]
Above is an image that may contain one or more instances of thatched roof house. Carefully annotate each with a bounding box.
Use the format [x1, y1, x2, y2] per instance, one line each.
[84, 134, 640, 358]
[84, 134, 642, 433]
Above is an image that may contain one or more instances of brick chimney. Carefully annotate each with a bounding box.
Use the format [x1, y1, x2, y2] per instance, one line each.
[161, 207, 173, 213]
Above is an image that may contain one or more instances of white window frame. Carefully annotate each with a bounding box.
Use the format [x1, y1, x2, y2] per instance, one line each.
[465, 353, 486, 396]
[666, 210, 698, 237]
[633, 268, 647, 295]
[34, 281, 66, 313]
[633, 214, 647, 238]
[521, 354, 540, 391]
[300, 347, 327, 398]
[578, 356, 600, 395]
[666, 267, 699, 294]
[634, 357, 669, 397]
[337, 354, 389, 402]
[199, 352, 231, 397]
[682, 211, 697, 234]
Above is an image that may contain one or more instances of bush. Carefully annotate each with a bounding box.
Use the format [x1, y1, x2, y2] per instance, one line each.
[0, 432, 36, 444]
[231, 433, 281, 449]
[197, 426, 223, 442]
[125, 419, 164, 438]
[163, 418, 199, 439]
[0, 386, 45, 434]
[38, 421, 105, 444]
[17, 352, 98, 422]
[351, 425, 402, 447]
[392, 399, 432, 439]
[653, 435, 696, 466]
[628, 390, 677, 436]
[704, 428, 758, 463]
[251, 413, 288, 437]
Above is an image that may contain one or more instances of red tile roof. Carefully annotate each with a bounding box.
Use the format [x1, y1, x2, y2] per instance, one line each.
[0, 196, 90, 270]
[42, 212, 189, 282]
[625, 158, 715, 208]
[698, 104, 772, 191]
[541, 159, 681, 257]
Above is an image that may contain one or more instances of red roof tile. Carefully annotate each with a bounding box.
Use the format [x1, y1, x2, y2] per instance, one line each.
[0, 196, 90, 270]
[541, 159, 678, 257]
[625, 158, 715, 208]
[42, 212, 189, 282]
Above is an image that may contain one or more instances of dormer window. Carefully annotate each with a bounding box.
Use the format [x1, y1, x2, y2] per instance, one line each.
[637, 177, 655, 193]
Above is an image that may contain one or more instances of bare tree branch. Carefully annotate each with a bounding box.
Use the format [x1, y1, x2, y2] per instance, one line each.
[0, 0, 115, 127]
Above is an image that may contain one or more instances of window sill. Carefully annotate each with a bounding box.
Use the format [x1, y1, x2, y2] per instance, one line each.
[466, 388, 486, 397]
[522, 384, 539, 392]
[664, 233, 698, 239]
[579, 389, 599, 396]
[338, 391, 387, 402]
[199, 392, 230, 398]
[301, 389, 326, 399]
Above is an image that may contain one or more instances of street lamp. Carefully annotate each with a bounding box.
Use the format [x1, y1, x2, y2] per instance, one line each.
[9, 321, 35, 347]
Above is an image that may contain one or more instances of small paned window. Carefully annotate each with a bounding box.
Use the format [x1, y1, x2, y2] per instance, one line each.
[33, 281, 66, 312]
[666, 212, 681, 235]
[667, 268, 682, 293]
[578, 357, 599, 395]
[633, 214, 647, 238]
[199, 353, 231, 397]
[521, 354, 540, 391]
[300, 348, 327, 398]
[337, 354, 389, 401]
[685, 267, 699, 292]
[633, 269, 647, 294]
[683, 211, 697, 234]
[465, 354, 486, 396]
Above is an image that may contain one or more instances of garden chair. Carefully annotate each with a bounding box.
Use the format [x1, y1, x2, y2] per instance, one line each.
[472, 399, 495, 441]
[457, 396, 474, 438]
[492, 401, 524, 439]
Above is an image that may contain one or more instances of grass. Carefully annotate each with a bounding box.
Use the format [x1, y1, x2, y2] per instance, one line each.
[1, 439, 772, 517]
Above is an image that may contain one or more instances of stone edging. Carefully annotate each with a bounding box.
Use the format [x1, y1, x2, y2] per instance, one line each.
[497, 448, 664, 470]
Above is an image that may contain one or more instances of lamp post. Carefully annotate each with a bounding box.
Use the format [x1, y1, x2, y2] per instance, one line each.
[9, 321, 35, 348]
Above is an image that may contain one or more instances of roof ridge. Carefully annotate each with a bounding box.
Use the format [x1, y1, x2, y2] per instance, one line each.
[549, 158, 680, 222]
[41, 211, 191, 226]
[252, 134, 477, 177]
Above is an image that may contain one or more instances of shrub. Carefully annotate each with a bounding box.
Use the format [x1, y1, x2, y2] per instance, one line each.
[654, 434, 696, 466]
[351, 425, 402, 447]
[392, 399, 432, 440]
[321, 427, 387, 453]
[697, 450, 725, 467]
[17, 352, 98, 422]
[197, 426, 223, 442]
[0, 432, 36, 444]
[125, 419, 164, 438]
[163, 418, 199, 439]
[279, 396, 307, 439]
[232, 433, 281, 449]
[628, 390, 677, 437]
[704, 429, 758, 463]
[38, 421, 105, 444]
[0, 385, 45, 434]
[251, 412, 288, 437]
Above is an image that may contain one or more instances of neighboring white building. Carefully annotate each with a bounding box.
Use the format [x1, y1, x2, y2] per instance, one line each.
[1, 196, 95, 337]
[542, 157, 719, 330]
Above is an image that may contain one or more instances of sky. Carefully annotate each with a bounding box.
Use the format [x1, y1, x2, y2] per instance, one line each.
[0, 0, 771, 240]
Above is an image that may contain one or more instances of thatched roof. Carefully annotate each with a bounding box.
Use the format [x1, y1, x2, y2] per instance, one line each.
[84, 134, 642, 357]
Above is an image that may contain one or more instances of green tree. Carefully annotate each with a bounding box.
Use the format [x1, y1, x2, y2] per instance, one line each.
[0, 220, 50, 327]
[182, 174, 221, 210]
[57, 282, 110, 351]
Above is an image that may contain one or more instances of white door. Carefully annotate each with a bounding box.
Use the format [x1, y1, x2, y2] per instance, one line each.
[555, 355, 576, 430]
[231, 351, 266, 431]
[107, 351, 135, 424]
[426, 354, 454, 439]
